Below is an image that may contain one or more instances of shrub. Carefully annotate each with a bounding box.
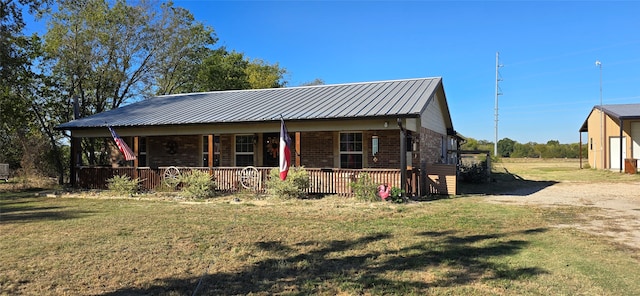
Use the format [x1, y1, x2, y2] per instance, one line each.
[106, 175, 140, 196]
[179, 170, 216, 199]
[388, 186, 405, 203]
[349, 172, 380, 202]
[459, 161, 489, 183]
[265, 167, 310, 199]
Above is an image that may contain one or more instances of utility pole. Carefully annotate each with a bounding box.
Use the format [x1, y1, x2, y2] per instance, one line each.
[494, 52, 503, 157]
[596, 60, 603, 169]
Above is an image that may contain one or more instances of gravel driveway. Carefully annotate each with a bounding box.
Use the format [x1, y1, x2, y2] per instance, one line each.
[484, 182, 640, 250]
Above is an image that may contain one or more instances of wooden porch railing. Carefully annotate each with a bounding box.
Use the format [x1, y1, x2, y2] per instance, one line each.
[75, 166, 427, 196]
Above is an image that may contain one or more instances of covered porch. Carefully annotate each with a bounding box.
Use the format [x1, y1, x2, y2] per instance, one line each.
[58, 78, 461, 196]
[74, 166, 435, 197]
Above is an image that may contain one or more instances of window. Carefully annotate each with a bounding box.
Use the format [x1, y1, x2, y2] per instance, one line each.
[139, 137, 147, 167]
[203, 135, 220, 167]
[340, 132, 363, 169]
[235, 135, 254, 166]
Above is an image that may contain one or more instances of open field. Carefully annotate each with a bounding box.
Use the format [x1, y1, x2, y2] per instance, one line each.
[496, 158, 640, 183]
[1, 159, 640, 295]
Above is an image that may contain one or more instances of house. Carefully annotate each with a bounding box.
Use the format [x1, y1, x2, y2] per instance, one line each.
[56, 77, 461, 195]
[579, 104, 640, 172]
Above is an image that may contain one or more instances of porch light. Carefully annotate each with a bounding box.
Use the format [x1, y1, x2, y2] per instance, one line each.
[384, 121, 389, 128]
[372, 135, 379, 156]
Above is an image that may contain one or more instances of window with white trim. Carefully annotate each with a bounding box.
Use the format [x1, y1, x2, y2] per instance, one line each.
[235, 135, 254, 166]
[340, 132, 363, 169]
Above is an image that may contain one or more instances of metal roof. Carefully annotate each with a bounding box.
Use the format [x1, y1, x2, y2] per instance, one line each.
[598, 104, 640, 119]
[579, 104, 640, 132]
[57, 77, 443, 129]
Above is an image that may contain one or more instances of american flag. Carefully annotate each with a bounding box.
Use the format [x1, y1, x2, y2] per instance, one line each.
[279, 118, 292, 180]
[108, 126, 137, 161]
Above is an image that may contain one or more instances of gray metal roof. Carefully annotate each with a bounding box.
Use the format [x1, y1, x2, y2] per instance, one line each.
[598, 104, 640, 119]
[57, 77, 443, 129]
[579, 104, 640, 132]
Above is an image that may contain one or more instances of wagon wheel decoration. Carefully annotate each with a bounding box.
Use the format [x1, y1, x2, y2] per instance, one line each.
[163, 166, 181, 188]
[240, 166, 260, 190]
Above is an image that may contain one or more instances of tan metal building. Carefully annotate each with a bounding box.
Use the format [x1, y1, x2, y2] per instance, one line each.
[579, 104, 640, 172]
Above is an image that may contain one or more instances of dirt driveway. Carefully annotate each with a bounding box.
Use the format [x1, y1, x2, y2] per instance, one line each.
[484, 182, 640, 250]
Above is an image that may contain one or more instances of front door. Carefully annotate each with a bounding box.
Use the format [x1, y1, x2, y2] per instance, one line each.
[632, 122, 640, 159]
[610, 136, 627, 170]
[263, 133, 280, 167]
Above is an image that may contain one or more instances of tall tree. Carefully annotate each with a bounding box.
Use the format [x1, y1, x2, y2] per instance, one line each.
[300, 78, 325, 86]
[0, 0, 53, 175]
[245, 58, 287, 89]
[43, 0, 216, 164]
[191, 48, 287, 92]
[497, 137, 516, 157]
[194, 48, 250, 91]
[152, 2, 217, 95]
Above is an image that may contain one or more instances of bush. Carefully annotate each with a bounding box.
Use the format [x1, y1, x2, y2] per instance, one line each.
[459, 161, 489, 183]
[388, 186, 405, 203]
[179, 170, 216, 199]
[106, 175, 140, 196]
[265, 167, 310, 199]
[349, 172, 380, 202]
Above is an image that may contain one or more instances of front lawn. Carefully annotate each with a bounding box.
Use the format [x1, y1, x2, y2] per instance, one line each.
[1, 191, 638, 295]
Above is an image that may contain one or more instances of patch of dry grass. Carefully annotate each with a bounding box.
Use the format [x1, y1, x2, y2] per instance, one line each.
[2, 191, 640, 295]
[460, 158, 640, 195]
[496, 158, 640, 183]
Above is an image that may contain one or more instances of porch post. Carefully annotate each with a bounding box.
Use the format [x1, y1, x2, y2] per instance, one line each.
[295, 132, 301, 167]
[398, 118, 406, 197]
[208, 134, 214, 167]
[620, 120, 623, 173]
[133, 136, 139, 180]
[70, 134, 80, 187]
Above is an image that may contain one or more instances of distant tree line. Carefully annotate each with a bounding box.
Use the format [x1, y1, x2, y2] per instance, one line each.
[461, 137, 587, 158]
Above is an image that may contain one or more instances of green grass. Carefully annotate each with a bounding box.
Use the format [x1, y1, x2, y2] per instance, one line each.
[1, 188, 639, 295]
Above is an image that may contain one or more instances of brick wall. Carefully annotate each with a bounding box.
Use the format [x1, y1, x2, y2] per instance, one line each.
[148, 135, 200, 167]
[365, 130, 400, 168]
[420, 127, 444, 165]
[135, 128, 445, 170]
[219, 134, 233, 166]
[300, 131, 334, 167]
[297, 130, 406, 169]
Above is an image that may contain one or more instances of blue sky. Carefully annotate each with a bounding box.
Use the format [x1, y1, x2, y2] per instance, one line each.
[27, 1, 640, 144]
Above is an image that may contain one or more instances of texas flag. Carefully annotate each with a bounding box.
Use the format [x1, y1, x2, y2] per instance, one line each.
[279, 118, 292, 180]
[108, 126, 137, 161]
